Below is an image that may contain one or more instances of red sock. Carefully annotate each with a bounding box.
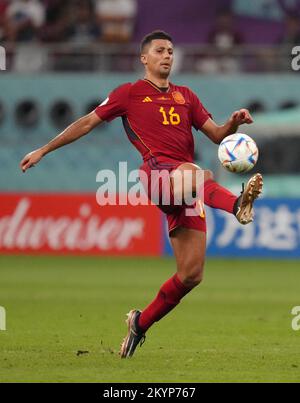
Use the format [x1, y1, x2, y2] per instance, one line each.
[138, 274, 192, 332]
[204, 179, 237, 213]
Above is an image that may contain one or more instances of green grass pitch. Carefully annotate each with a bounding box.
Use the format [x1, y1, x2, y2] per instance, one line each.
[0, 255, 300, 383]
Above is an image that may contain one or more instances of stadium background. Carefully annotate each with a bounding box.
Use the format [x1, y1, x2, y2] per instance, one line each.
[1, 0, 300, 383]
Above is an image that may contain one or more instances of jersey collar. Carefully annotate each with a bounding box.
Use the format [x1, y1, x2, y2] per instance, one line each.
[143, 79, 170, 93]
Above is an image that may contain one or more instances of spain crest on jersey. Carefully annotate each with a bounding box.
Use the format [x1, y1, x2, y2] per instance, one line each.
[172, 91, 185, 105]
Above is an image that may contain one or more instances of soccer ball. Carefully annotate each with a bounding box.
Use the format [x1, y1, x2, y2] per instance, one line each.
[218, 133, 259, 173]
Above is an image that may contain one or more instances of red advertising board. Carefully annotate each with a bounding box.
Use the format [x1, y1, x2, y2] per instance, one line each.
[0, 193, 162, 256]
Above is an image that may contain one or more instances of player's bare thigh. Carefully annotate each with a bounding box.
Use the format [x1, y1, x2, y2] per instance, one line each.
[170, 163, 213, 204]
[170, 227, 206, 288]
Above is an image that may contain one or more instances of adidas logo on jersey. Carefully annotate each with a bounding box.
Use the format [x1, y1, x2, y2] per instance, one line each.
[142, 97, 153, 103]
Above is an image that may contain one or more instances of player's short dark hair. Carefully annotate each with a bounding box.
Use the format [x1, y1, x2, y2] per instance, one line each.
[140, 30, 173, 53]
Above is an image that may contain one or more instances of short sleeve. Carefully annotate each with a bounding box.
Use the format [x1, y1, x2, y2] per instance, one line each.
[190, 90, 212, 130]
[94, 83, 131, 122]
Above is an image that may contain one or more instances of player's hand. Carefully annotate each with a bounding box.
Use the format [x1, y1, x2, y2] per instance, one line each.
[20, 149, 44, 173]
[230, 109, 253, 125]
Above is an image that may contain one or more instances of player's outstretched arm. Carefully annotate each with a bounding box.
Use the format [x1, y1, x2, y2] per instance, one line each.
[20, 111, 103, 173]
[201, 109, 253, 144]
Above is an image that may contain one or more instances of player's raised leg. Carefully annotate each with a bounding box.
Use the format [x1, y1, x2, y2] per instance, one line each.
[172, 162, 263, 224]
[119, 227, 206, 359]
[204, 170, 263, 224]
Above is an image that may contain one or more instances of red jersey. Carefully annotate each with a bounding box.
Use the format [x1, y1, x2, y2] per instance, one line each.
[95, 79, 211, 163]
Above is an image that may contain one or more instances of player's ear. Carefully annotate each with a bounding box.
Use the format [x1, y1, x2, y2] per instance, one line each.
[140, 54, 147, 66]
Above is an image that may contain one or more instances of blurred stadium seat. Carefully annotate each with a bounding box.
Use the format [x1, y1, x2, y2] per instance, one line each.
[49, 100, 75, 129]
[15, 99, 40, 127]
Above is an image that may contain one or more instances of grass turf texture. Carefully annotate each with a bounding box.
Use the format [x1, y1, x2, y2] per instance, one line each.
[0, 256, 299, 383]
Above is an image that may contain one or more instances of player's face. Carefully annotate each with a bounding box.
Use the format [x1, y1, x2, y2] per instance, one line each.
[141, 39, 174, 78]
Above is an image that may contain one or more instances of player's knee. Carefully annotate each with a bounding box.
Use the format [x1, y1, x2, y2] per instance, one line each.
[183, 271, 203, 288]
[190, 169, 213, 196]
[180, 260, 204, 288]
[204, 170, 214, 181]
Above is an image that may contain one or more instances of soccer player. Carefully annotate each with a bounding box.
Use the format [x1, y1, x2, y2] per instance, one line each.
[20, 30, 263, 358]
